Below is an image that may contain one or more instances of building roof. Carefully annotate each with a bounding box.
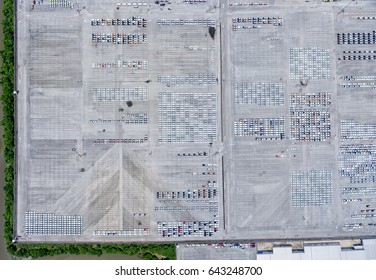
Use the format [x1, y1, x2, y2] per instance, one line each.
[257, 239, 376, 260]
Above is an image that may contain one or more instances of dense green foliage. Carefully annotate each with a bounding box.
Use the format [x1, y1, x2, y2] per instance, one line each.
[0, 0, 175, 260]
[1, 0, 16, 257]
[11, 243, 176, 260]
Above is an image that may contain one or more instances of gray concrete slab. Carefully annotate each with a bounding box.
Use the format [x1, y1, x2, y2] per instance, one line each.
[15, 0, 376, 244]
[176, 243, 257, 260]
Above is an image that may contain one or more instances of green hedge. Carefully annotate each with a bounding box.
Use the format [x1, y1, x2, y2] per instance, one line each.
[1, 0, 15, 257]
[11, 243, 176, 260]
[0, 0, 175, 260]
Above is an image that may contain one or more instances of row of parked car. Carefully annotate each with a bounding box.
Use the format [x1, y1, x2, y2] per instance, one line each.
[91, 18, 147, 27]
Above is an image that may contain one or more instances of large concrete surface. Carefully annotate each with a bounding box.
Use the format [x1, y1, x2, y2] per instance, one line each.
[176, 243, 257, 260]
[15, 0, 376, 244]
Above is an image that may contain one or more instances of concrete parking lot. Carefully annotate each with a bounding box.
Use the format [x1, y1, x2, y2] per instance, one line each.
[15, 0, 376, 243]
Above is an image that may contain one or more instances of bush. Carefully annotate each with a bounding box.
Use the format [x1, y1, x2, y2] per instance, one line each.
[1, 0, 15, 256]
